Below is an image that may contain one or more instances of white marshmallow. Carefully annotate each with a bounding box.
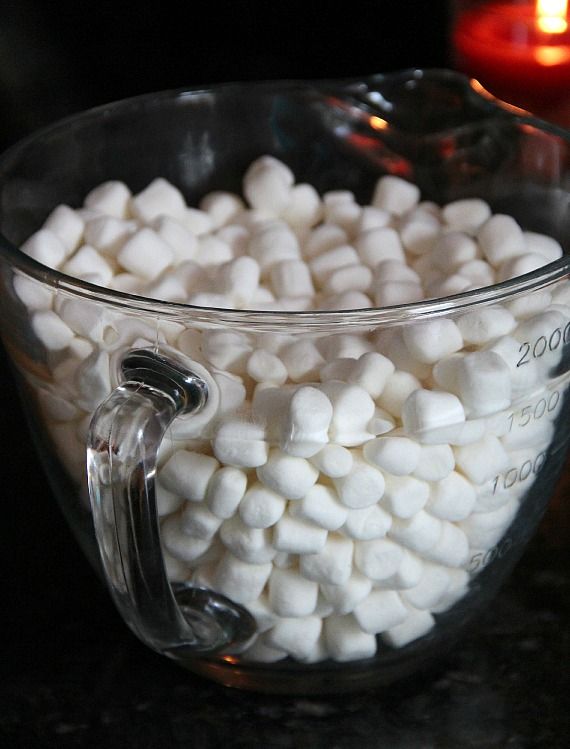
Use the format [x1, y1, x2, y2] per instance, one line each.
[402, 389, 466, 444]
[399, 212, 440, 255]
[382, 606, 435, 647]
[213, 552, 272, 604]
[324, 615, 377, 662]
[299, 535, 354, 585]
[309, 444, 354, 478]
[523, 231, 563, 263]
[182, 208, 214, 237]
[355, 227, 406, 266]
[219, 516, 276, 564]
[401, 562, 451, 609]
[456, 306, 516, 345]
[155, 484, 184, 517]
[442, 198, 491, 233]
[324, 200, 362, 234]
[241, 637, 287, 663]
[239, 483, 286, 529]
[320, 572, 372, 615]
[485, 335, 540, 398]
[244, 595, 279, 633]
[342, 351, 395, 399]
[160, 516, 213, 564]
[243, 156, 293, 214]
[13, 274, 54, 311]
[194, 234, 233, 266]
[459, 497, 518, 550]
[268, 567, 319, 617]
[429, 231, 479, 271]
[368, 407, 396, 437]
[62, 245, 114, 286]
[281, 386, 333, 458]
[431, 568, 470, 613]
[199, 191, 244, 228]
[84, 180, 131, 217]
[389, 511, 442, 553]
[320, 334, 373, 361]
[303, 223, 348, 259]
[353, 589, 409, 634]
[130, 177, 186, 222]
[323, 264, 372, 296]
[265, 616, 323, 661]
[179, 502, 223, 540]
[333, 455, 385, 509]
[373, 549, 424, 590]
[144, 273, 188, 303]
[454, 351, 512, 417]
[216, 223, 250, 256]
[272, 512, 328, 554]
[74, 349, 111, 411]
[321, 381, 376, 447]
[280, 340, 326, 382]
[270, 259, 314, 298]
[248, 221, 301, 274]
[342, 504, 392, 541]
[21, 229, 67, 269]
[309, 245, 360, 286]
[427, 471, 477, 521]
[372, 175, 420, 216]
[205, 466, 248, 519]
[247, 349, 288, 385]
[423, 521, 469, 568]
[356, 206, 391, 233]
[377, 370, 422, 418]
[373, 281, 424, 307]
[117, 228, 174, 280]
[290, 484, 348, 531]
[454, 435, 511, 485]
[43, 205, 85, 254]
[354, 538, 404, 581]
[478, 214, 526, 267]
[213, 420, 268, 468]
[281, 183, 323, 228]
[257, 449, 318, 500]
[382, 475, 430, 519]
[363, 436, 421, 476]
[216, 256, 260, 305]
[402, 319, 463, 364]
[374, 259, 421, 285]
[32, 310, 75, 350]
[498, 253, 550, 282]
[85, 216, 136, 256]
[160, 450, 219, 501]
[457, 259, 496, 288]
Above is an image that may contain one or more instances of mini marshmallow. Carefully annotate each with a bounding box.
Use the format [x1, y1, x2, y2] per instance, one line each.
[216, 256, 261, 305]
[423, 521, 469, 568]
[459, 497, 519, 550]
[355, 227, 406, 266]
[382, 475, 430, 519]
[354, 538, 405, 581]
[280, 340, 326, 382]
[257, 448, 319, 500]
[363, 436, 421, 476]
[281, 183, 323, 229]
[43, 204, 85, 254]
[372, 175, 420, 216]
[160, 450, 219, 501]
[272, 512, 328, 554]
[239, 483, 286, 529]
[160, 515, 213, 564]
[299, 535, 354, 585]
[219, 516, 276, 564]
[244, 595, 279, 633]
[382, 606, 435, 648]
[453, 351, 512, 417]
[216, 223, 250, 256]
[457, 259, 496, 288]
[156, 484, 184, 517]
[180, 502, 223, 540]
[144, 273, 188, 303]
[213, 552, 273, 604]
[248, 221, 301, 274]
[389, 511, 443, 554]
[21, 229, 67, 269]
[368, 407, 396, 437]
[290, 484, 348, 531]
[265, 616, 323, 661]
[324, 200, 362, 234]
[309, 245, 361, 286]
[442, 198, 491, 233]
[13, 275, 54, 311]
[199, 191, 245, 228]
[377, 370, 422, 418]
[324, 614, 377, 662]
[373, 281, 424, 307]
[485, 335, 540, 397]
[323, 263, 372, 296]
[319, 334, 373, 361]
[454, 435, 512, 485]
[130, 177, 186, 222]
[206, 466, 248, 519]
[342, 351, 395, 399]
[321, 381, 376, 447]
[281, 386, 333, 458]
[374, 259, 421, 284]
[201, 329, 252, 373]
[427, 471, 477, 521]
[195, 234, 233, 266]
[402, 389, 466, 444]
[62, 245, 114, 286]
[117, 227, 174, 280]
[401, 562, 451, 610]
[429, 231, 479, 272]
[303, 223, 349, 259]
[342, 504, 393, 541]
[247, 349, 288, 385]
[268, 567, 319, 617]
[399, 212, 440, 255]
[333, 455, 385, 509]
[498, 253, 550, 282]
[243, 156, 294, 214]
[84, 180, 131, 217]
[309, 444, 354, 478]
[456, 306, 517, 345]
[383, 332, 433, 380]
[213, 420, 268, 468]
[478, 214, 526, 267]
[320, 291, 374, 310]
[523, 231, 563, 263]
[32, 310, 75, 351]
[84, 216, 136, 256]
[320, 572, 372, 615]
[431, 568, 470, 613]
[373, 548, 424, 590]
[356, 206, 391, 232]
[181, 207, 213, 236]
[402, 319, 463, 364]
[270, 259, 314, 298]
[353, 589, 409, 634]
[74, 350, 112, 411]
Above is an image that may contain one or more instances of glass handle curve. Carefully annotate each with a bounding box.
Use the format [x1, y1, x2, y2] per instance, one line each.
[86, 348, 255, 657]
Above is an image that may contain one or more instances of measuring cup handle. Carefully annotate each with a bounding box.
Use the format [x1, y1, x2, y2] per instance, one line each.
[87, 348, 255, 657]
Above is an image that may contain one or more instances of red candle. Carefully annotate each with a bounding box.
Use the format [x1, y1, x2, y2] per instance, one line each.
[452, 1, 570, 112]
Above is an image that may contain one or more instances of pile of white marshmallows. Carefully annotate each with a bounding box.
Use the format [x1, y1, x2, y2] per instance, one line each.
[15, 155, 570, 665]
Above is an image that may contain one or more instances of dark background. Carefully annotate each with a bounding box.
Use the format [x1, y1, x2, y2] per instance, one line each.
[1, 2, 569, 747]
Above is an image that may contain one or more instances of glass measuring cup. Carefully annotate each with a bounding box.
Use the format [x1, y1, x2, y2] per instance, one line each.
[0, 69, 569, 694]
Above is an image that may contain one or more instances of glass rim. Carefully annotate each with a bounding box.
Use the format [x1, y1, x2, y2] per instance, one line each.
[1, 68, 569, 330]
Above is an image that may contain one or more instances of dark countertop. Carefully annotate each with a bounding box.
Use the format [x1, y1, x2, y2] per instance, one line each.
[1, 344, 569, 749]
